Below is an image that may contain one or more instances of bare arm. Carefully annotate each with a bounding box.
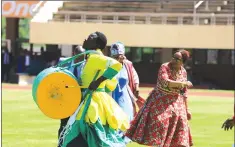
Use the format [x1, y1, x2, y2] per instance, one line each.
[158, 64, 188, 89]
[167, 80, 187, 89]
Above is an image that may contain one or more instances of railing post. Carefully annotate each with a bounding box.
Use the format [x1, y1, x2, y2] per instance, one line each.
[227, 16, 232, 25]
[145, 15, 151, 24]
[161, 15, 167, 24]
[227, 16, 229, 25]
[81, 14, 86, 23]
[129, 15, 135, 24]
[113, 15, 118, 24]
[178, 16, 183, 25]
[65, 14, 70, 22]
[97, 15, 102, 23]
[211, 15, 216, 25]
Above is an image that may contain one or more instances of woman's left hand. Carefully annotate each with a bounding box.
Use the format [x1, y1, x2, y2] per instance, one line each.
[187, 109, 192, 120]
[134, 90, 139, 98]
[186, 81, 193, 88]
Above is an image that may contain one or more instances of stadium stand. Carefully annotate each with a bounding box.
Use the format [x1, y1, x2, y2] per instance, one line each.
[50, 0, 234, 25]
[29, 0, 234, 89]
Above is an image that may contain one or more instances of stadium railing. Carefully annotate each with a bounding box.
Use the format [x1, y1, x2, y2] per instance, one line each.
[50, 11, 234, 25]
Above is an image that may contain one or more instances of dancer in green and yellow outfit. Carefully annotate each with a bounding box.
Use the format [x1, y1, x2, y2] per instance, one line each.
[59, 32, 129, 147]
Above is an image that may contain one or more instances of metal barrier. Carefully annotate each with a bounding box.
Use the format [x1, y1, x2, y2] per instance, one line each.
[53, 11, 234, 25]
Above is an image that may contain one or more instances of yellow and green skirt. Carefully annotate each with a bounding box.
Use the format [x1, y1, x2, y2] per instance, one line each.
[61, 87, 130, 147]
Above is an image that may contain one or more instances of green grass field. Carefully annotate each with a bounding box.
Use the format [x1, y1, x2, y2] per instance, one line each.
[2, 86, 234, 147]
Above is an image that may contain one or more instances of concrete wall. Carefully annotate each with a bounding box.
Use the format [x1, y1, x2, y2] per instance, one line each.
[30, 22, 234, 49]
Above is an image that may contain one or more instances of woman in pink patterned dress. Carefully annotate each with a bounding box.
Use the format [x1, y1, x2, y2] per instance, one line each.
[125, 50, 193, 147]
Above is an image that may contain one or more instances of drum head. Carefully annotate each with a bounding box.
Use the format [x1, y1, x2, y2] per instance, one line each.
[36, 72, 81, 119]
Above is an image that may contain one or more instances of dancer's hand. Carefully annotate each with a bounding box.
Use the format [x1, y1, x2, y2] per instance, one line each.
[134, 90, 139, 98]
[182, 81, 193, 88]
[222, 118, 234, 131]
[88, 76, 107, 91]
[186, 81, 193, 88]
[88, 81, 100, 91]
[187, 109, 192, 120]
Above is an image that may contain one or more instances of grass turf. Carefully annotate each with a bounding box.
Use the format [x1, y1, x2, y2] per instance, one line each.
[2, 87, 234, 147]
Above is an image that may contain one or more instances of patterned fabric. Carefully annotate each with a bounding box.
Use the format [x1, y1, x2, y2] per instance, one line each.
[110, 42, 125, 56]
[156, 63, 187, 96]
[125, 62, 193, 147]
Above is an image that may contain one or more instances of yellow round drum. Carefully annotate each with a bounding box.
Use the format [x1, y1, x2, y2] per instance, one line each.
[32, 67, 82, 119]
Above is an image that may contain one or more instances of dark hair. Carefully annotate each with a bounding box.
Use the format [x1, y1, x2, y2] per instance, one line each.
[176, 49, 190, 63]
[95, 31, 107, 50]
[83, 31, 107, 50]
